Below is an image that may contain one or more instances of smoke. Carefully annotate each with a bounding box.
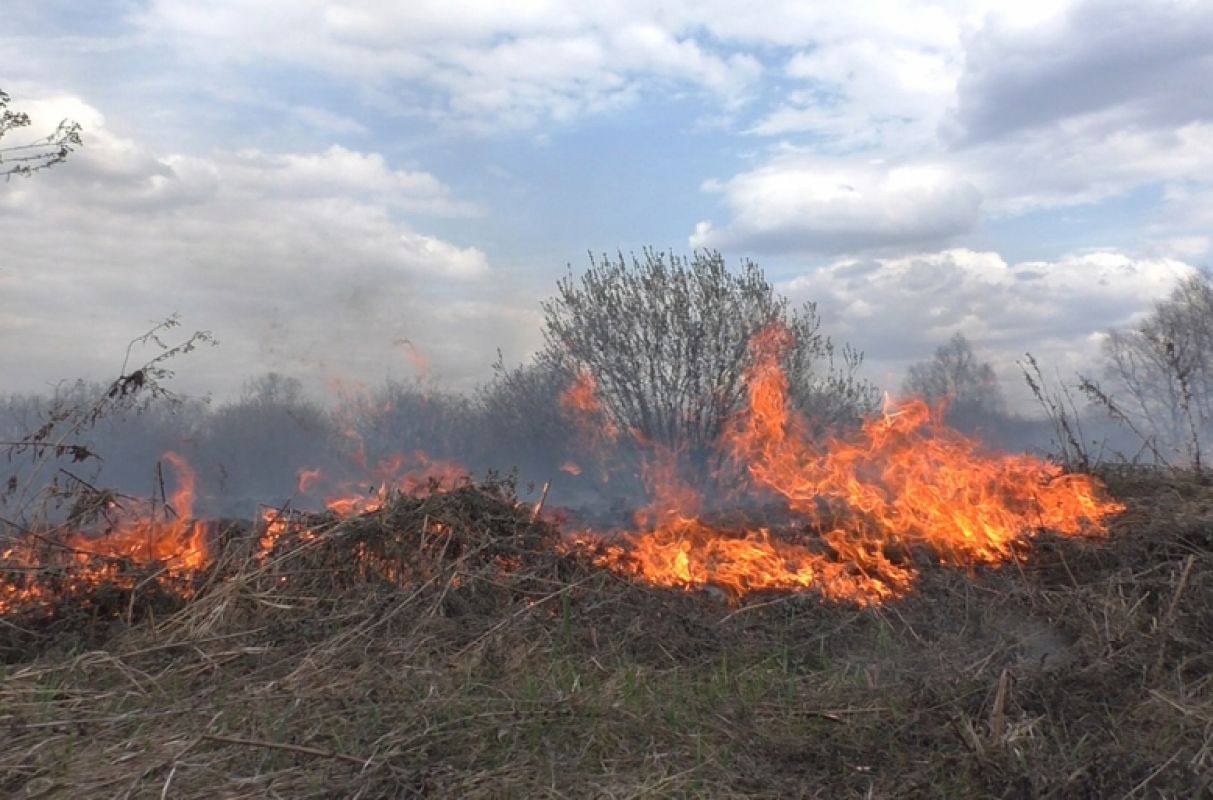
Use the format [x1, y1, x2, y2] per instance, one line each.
[0, 354, 1174, 527]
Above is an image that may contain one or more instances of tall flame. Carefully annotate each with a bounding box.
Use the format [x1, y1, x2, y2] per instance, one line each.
[582, 324, 1123, 604]
[2, 325, 1125, 618]
[1, 451, 210, 614]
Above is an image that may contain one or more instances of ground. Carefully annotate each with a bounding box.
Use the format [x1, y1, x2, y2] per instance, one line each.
[1, 473, 1211, 799]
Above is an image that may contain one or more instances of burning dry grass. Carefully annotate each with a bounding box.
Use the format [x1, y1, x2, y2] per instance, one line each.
[1, 472, 1210, 798]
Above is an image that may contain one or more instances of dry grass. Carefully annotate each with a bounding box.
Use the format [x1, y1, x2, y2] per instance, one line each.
[1, 473, 1211, 799]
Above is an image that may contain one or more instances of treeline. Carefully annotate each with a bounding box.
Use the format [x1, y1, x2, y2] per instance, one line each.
[0, 370, 578, 519]
[903, 272, 1213, 471]
[2, 251, 1209, 520]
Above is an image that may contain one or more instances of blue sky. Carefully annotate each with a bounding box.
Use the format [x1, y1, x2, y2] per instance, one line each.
[2, 0, 1211, 406]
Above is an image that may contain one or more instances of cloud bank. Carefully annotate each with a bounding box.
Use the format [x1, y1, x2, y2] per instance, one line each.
[0, 95, 538, 398]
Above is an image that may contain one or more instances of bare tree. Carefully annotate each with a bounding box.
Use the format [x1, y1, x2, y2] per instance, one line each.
[1, 89, 82, 179]
[200, 373, 339, 504]
[346, 378, 479, 468]
[541, 249, 876, 461]
[903, 332, 1005, 423]
[1099, 272, 1213, 467]
[476, 354, 581, 477]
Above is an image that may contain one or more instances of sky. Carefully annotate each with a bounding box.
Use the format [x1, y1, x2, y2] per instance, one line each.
[2, 0, 1211, 409]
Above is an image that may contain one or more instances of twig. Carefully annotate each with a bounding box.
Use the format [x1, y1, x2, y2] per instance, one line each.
[1055, 545, 1080, 590]
[949, 712, 985, 757]
[201, 733, 368, 766]
[452, 575, 594, 659]
[530, 480, 551, 522]
[1118, 751, 1180, 800]
[1153, 555, 1197, 675]
[1161, 555, 1198, 630]
[988, 669, 1010, 746]
[159, 735, 202, 800]
[718, 593, 800, 623]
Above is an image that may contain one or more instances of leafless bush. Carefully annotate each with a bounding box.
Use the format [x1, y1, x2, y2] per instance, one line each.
[903, 332, 1006, 430]
[198, 374, 341, 509]
[1021, 353, 1093, 471]
[343, 378, 480, 468]
[1099, 273, 1213, 472]
[542, 249, 877, 468]
[1, 317, 215, 518]
[476, 354, 581, 478]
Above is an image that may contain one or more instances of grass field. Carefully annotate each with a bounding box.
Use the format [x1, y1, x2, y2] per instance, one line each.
[2, 471, 1211, 799]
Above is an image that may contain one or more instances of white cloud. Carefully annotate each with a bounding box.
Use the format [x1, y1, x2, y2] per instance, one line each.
[691, 156, 981, 254]
[0, 94, 527, 398]
[689, 0, 1213, 252]
[780, 248, 1198, 403]
[30, 1, 1209, 250]
[289, 105, 370, 136]
[749, 37, 961, 151]
[4, 97, 481, 218]
[226, 145, 482, 217]
[966, 122, 1213, 216]
[7, 0, 1213, 406]
[1142, 183, 1213, 259]
[131, 0, 999, 137]
[134, 0, 766, 131]
[1149, 236, 1212, 260]
[939, 1, 1213, 218]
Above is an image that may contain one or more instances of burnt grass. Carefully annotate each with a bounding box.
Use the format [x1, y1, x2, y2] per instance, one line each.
[1, 473, 1211, 799]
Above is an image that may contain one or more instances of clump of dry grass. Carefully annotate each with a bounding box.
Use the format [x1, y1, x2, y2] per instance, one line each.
[1, 474, 1210, 798]
[0, 541, 215, 664]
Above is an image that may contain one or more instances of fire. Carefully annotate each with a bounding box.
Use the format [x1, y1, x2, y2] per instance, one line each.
[2, 445, 472, 616]
[560, 368, 620, 447]
[0, 451, 211, 615]
[314, 452, 467, 516]
[580, 324, 1123, 604]
[296, 467, 324, 494]
[393, 338, 430, 378]
[259, 454, 469, 553]
[1, 325, 1125, 619]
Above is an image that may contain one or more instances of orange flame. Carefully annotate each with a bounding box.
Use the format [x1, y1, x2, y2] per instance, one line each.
[394, 338, 431, 378]
[585, 324, 1123, 605]
[560, 369, 619, 442]
[297, 467, 324, 494]
[319, 451, 467, 517]
[559, 368, 622, 480]
[2, 328, 1126, 617]
[1, 451, 211, 615]
[1, 442, 475, 617]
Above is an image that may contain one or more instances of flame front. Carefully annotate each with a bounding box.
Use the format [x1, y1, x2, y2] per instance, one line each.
[582, 324, 1124, 605]
[2, 326, 1126, 618]
[0, 451, 210, 615]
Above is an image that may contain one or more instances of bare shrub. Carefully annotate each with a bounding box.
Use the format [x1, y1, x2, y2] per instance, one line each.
[198, 374, 341, 510]
[1097, 273, 1213, 470]
[343, 378, 481, 468]
[0, 317, 214, 517]
[476, 354, 580, 479]
[1021, 354, 1093, 471]
[903, 332, 1006, 431]
[541, 249, 877, 469]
